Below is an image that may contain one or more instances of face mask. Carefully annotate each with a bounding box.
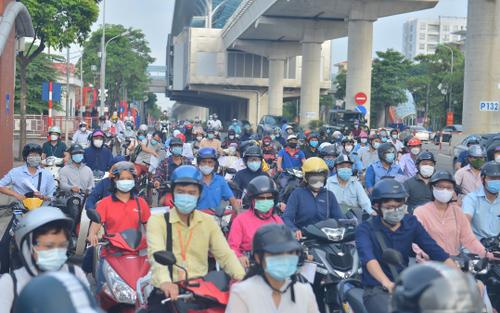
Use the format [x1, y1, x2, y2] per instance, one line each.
[372, 142, 381, 149]
[337, 167, 353, 181]
[72, 154, 84, 164]
[309, 181, 324, 189]
[80, 127, 86, 132]
[310, 140, 319, 148]
[325, 159, 335, 169]
[344, 145, 353, 153]
[126, 126, 132, 131]
[171, 146, 183, 156]
[354, 125, 359, 129]
[275, 133, 280, 138]
[50, 135, 59, 141]
[229, 135, 235, 140]
[151, 139, 158, 146]
[207, 134, 214, 139]
[470, 158, 485, 169]
[263, 141, 271, 146]
[361, 138, 368, 144]
[247, 161, 261, 172]
[254, 199, 274, 213]
[486, 180, 500, 194]
[199, 165, 214, 176]
[27, 155, 42, 167]
[419, 165, 435, 178]
[196, 136, 203, 141]
[265, 255, 299, 281]
[93, 139, 104, 148]
[385, 152, 396, 163]
[174, 193, 198, 214]
[116, 179, 135, 192]
[410, 147, 421, 155]
[35, 248, 68, 271]
[495, 155, 500, 163]
[138, 135, 145, 141]
[381, 137, 388, 143]
[381, 205, 406, 225]
[433, 188, 453, 203]
[391, 134, 398, 140]
[288, 142, 297, 149]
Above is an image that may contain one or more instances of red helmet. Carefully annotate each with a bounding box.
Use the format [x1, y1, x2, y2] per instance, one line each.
[407, 137, 422, 147]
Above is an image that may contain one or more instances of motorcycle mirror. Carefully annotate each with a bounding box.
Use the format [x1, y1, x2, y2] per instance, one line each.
[86, 209, 102, 224]
[381, 249, 403, 267]
[154, 251, 177, 266]
[226, 168, 237, 174]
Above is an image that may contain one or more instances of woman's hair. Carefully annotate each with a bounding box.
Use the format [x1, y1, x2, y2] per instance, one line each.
[32, 220, 71, 245]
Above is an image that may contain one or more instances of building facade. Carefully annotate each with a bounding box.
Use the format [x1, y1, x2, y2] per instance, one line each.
[402, 16, 467, 59]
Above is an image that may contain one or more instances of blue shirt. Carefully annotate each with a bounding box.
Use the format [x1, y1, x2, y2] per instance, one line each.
[85, 177, 113, 210]
[0, 165, 56, 198]
[364, 161, 403, 189]
[283, 186, 343, 232]
[83, 146, 113, 172]
[462, 187, 500, 240]
[355, 215, 449, 287]
[278, 148, 305, 170]
[198, 174, 234, 210]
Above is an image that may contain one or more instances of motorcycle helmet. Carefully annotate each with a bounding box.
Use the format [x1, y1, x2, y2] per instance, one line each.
[335, 154, 353, 166]
[67, 144, 84, 155]
[371, 179, 408, 204]
[391, 262, 482, 313]
[341, 137, 354, 145]
[48, 126, 62, 135]
[22, 143, 43, 161]
[15, 272, 104, 313]
[377, 143, 397, 163]
[468, 144, 485, 158]
[197, 147, 218, 162]
[302, 157, 329, 176]
[138, 124, 148, 132]
[253, 224, 302, 255]
[91, 130, 105, 138]
[429, 170, 456, 186]
[246, 176, 279, 205]
[14, 207, 73, 276]
[416, 151, 436, 165]
[171, 165, 204, 191]
[169, 137, 183, 147]
[481, 161, 500, 177]
[110, 161, 137, 178]
[243, 146, 263, 161]
[465, 136, 480, 147]
[319, 143, 338, 158]
[407, 137, 422, 147]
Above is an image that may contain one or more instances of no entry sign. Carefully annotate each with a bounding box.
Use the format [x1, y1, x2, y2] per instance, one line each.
[354, 92, 367, 105]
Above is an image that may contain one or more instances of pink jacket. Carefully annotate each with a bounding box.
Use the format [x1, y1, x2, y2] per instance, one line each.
[413, 201, 487, 257]
[228, 209, 283, 257]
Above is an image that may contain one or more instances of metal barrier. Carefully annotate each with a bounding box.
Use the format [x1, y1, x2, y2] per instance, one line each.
[14, 115, 100, 138]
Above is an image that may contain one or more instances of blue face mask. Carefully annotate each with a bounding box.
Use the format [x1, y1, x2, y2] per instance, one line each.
[381, 137, 388, 143]
[247, 161, 261, 172]
[486, 180, 500, 194]
[207, 134, 214, 139]
[337, 167, 353, 181]
[325, 159, 335, 169]
[310, 140, 319, 148]
[174, 193, 198, 214]
[385, 153, 395, 163]
[265, 255, 299, 281]
[71, 154, 84, 164]
[35, 248, 68, 271]
[171, 146, 183, 156]
[151, 139, 158, 146]
[116, 179, 135, 192]
[254, 199, 274, 213]
[138, 135, 145, 141]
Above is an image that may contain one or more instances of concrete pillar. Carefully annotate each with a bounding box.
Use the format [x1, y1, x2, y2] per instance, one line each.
[268, 58, 285, 115]
[299, 42, 322, 127]
[462, 0, 500, 133]
[345, 19, 374, 125]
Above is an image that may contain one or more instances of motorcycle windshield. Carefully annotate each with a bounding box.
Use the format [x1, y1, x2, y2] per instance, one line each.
[118, 228, 143, 250]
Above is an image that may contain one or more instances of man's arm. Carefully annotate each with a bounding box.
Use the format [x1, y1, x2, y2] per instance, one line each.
[328, 191, 344, 219]
[0, 171, 23, 201]
[58, 168, 73, 192]
[414, 219, 450, 262]
[364, 165, 375, 192]
[147, 214, 173, 286]
[462, 193, 475, 223]
[356, 181, 374, 214]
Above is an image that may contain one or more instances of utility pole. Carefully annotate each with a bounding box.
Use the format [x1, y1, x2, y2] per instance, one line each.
[99, 0, 106, 116]
[65, 47, 70, 145]
[80, 58, 84, 118]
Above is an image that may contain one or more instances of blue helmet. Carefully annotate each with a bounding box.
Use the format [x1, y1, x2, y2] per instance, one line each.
[171, 165, 203, 189]
[197, 147, 218, 160]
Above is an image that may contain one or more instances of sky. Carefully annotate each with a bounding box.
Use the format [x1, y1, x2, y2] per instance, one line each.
[90, 0, 467, 107]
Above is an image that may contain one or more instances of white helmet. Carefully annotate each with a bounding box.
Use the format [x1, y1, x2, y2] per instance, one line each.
[48, 126, 61, 135]
[139, 124, 148, 132]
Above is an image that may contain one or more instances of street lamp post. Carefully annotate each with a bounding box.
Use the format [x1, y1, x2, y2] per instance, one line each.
[99, 0, 106, 116]
[441, 44, 454, 113]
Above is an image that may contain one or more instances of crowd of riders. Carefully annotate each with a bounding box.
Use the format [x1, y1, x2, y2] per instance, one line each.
[0, 111, 498, 313]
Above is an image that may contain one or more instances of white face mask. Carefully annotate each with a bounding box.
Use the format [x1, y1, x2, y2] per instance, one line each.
[50, 134, 59, 141]
[345, 145, 353, 153]
[495, 154, 500, 163]
[410, 147, 421, 155]
[360, 138, 368, 144]
[419, 165, 435, 178]
[433, 188, 453, 203]
[80, 127, 87, 132]
[93, 139, 104, 148]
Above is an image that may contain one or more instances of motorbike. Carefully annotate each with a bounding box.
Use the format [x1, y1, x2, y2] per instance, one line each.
[93, 169, 109, 185]
[87, 209, 151, 313]
[143, 250, 231, 313]
[104, 130, 115, 151]
[300, 218, 359, 313]
[200, 204, 234, 238]
[277, 168, 303, 204]
[41, 156, 64, 186]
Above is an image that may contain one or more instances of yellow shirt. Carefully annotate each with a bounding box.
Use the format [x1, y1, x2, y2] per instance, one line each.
[147, 209, 245, 287]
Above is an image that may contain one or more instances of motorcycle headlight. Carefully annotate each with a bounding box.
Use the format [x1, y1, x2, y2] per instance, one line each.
[221, 214, 232, 227]
[321, 227, 345, 241]
[102, 260, 136, 304]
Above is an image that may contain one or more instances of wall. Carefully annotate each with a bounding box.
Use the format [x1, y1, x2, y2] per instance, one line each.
[0, 0, 16, 176]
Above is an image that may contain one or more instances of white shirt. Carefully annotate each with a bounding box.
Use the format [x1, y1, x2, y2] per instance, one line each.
[225, 275, 319, 313]
[72, 130, 91, 148]
[0, 265, 89, 313]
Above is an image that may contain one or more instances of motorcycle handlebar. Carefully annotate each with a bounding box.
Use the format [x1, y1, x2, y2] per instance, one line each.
[161, 292, 193, 304]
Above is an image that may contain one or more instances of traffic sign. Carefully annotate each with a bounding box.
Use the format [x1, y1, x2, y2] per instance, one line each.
[355, 105, 367, 116]
[479, 101, 499, 112]
[354, 92, 367, 105]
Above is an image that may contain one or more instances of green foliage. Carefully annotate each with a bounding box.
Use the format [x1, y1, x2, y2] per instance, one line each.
[81, 24, 155, 110]
[334, 69, 346, 100]
[308, 119, 323, 130]
[144, 93, 162, 119]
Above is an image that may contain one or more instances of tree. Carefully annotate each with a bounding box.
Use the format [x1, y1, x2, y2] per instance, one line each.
[144, 92, 162, 119]
[81, 24, 154, 113]
[334, 69, 346, 101]
[17, 0, 99, 158]
[371, 49, 412, 127]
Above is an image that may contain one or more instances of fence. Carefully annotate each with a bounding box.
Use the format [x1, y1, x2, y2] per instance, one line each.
[14, 115, 100, 139]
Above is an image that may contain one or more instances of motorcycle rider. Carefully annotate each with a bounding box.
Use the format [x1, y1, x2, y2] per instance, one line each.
[98, 115, 111, 132]
[133, 130, 162, 177]
[83, 130, 113, 172]
[282, 157, 343, 240]
[399, 137, 422, 178]
[228, 118, 242, 135]
[212, 113, 223, 131]
[403, 151, 436, 213]
[277, 135, 305, 173]
[196, 147, 241, 211]
[455, 136, 481, 170]
[233, 146, 268, 192]
[341, 137, 363, 174]
[354, 131, 370, 157]
[240, 124, 253, 142]
[388, 129, 404, 152]
[199, 129, 223, 155]
[222, 129, 240, 149]
[319, 143, 338, 176]
[146, 165, 245, 311]
[41, 126, 67, 160]
[72, 121, 91, 148]
[14, 271, 103, 313]
[0, 143, 56, 203]
[153, 137, 190, 188]
[360, 135, 381, 169]
[364, 143, 403, 194]
[0, 206, 89, 313]
[303, 133, 320, 158]
[228, 176, 284, 269]
[273, 127, 286, 147]
[226, 224, 319, 313]
[326, 154, 372, 216]
[455, 144, 486, 196]
[87, 161, 151, 247]
[355, 178, 455, 313]
[59, 143, 94, 197]
[462, 161, 500, 240]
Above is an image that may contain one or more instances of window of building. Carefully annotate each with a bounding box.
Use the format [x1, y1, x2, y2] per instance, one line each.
[227, 51, 271, 78]
[428, 34, 439, 42]
[443, 25, 449, 32]
[428, 24, 439, 33]
[419, 33, 425, 40]
[420, 23, 426, 30]
[419, 43, 425, 49]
